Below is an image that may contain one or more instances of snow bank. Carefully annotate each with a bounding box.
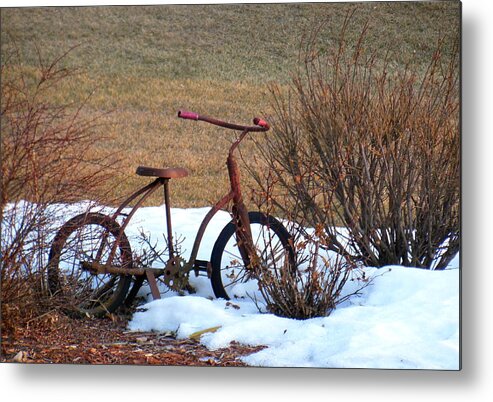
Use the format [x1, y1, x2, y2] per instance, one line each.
[45, 202, 458, 369]
[128, 265, 459, 369]
[9, 200, 457, 369]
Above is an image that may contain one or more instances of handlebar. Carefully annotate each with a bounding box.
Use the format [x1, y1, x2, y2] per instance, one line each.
[178, 110, 270, 132]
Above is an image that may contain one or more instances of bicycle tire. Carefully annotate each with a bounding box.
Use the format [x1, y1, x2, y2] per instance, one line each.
[210, 211, 294, 300]
[47, 212, 133, 317]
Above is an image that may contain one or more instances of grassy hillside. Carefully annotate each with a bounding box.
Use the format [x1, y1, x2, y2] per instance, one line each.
[1, 2, 460, 207]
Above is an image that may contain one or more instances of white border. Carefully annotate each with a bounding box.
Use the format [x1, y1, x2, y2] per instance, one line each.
[1, 0, 492, 401]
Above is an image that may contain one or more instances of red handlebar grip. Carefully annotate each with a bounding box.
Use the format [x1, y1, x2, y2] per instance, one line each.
[178, 110, 199, 120]
[253, 117, 270, 130]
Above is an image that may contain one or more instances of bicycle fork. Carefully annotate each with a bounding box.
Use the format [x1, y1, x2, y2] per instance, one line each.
[227, 132, 257, 271]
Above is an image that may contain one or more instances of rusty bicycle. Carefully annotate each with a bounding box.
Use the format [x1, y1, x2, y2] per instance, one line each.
[47, 110, 295, 317]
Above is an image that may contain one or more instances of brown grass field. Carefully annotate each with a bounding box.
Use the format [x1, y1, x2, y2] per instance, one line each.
[1, 2, 460, 207]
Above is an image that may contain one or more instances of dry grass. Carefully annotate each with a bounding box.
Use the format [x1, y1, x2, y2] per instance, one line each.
[1, 2, 460, 207]
[76, 78, 271, 207]
[1, 3, 460, 80]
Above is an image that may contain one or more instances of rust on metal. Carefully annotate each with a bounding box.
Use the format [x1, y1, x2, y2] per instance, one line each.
[178, 110, 270, 132]
[146, 270, 161, 300]
[93, 112, 269, 297]
[163, 179, 174, 257]
[184, 191, 234, 274]
[81, 261, 151, 276]
[136, 166, 188, 179]
[106, 178, 164, 266]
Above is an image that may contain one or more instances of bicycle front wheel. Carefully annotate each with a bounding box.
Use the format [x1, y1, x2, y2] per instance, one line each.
[47, 212, 133, 317]
[210, 211, 294, 300]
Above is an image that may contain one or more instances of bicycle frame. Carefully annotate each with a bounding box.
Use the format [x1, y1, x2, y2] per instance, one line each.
[185, 128, 253, 274]
[91, 111, 270, 300]
[106, 134, 248, 268]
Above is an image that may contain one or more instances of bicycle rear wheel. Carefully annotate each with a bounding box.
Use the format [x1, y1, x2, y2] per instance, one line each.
[210, 211, 294, 300]
[47, 212, 133, 317]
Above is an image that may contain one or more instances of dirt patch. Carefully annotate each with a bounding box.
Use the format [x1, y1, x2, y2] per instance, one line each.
[1, 311, 265, 366]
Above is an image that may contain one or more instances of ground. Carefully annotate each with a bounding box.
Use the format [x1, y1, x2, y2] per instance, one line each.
[0, 311, 264, 366]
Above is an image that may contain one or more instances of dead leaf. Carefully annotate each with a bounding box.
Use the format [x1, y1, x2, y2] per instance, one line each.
[12, 351, 28, 363]
[226, 302, 240, 310]
[188, 326, 222, 341]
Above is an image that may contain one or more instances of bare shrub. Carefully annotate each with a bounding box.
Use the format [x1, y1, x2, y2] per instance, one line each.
[1, 44, 117, 334]
[252, 229, 371, 320]
[252, 14, 460, 270]
[245, 176, 373, 320]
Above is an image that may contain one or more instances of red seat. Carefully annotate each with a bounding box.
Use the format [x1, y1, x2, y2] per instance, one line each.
[136, 166, 188, 179]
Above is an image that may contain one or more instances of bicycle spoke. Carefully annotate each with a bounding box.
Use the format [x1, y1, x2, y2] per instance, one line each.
[215, 219, 290, 297]
[48, 213, 132, 316]
[224, 270, 249, 288]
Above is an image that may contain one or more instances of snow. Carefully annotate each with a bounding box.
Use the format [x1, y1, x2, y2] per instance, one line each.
[3, 200, 460, 369]
[119, 204, 460, 370]
[127, 265, 459, 369]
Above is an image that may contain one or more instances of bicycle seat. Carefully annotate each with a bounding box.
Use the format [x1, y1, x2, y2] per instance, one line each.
[136, 166, 189, 179]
